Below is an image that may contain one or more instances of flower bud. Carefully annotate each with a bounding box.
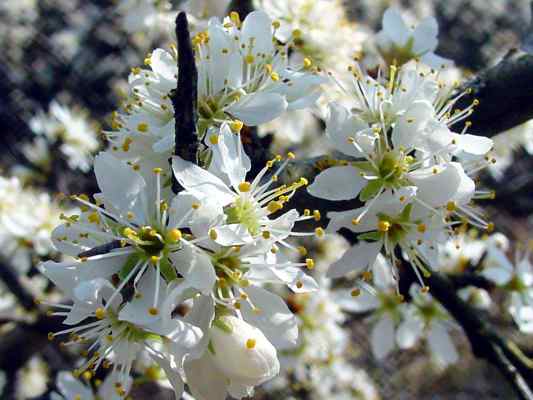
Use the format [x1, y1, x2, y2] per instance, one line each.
[209, 316, 280, 386]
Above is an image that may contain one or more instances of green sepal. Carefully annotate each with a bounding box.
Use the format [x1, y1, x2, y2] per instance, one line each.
[351, 161, 375, 173]
[119, 253, 141, 281]
[360, 180, 382, 202]
[213, 318, 233, 334]
[160, 256, 178, 282]
[357, 231, 382, 242]
[208, 340, 216, 355]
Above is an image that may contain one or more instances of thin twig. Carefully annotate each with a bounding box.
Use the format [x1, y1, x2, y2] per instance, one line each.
[170, 12, 198, 194]
[0, 260, 36, 311]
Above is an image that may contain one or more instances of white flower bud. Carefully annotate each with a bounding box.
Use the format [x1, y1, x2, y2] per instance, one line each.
[209, 315, 280, 386]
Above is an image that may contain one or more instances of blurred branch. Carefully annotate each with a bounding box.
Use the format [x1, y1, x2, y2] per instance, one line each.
[422, 270, 533, 400]
[171, 12, 198, 194]
[0, 260, 36, 311]
[456, 51, 533, 137]
[446, 272, 494, 290]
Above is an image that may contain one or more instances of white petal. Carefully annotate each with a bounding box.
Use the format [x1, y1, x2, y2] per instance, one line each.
[454, 134, 493, 155]
[382, 8, 410, 46]
[428, 323, 458, 366]
[94, 152, 146, 212]
[420, 52, 454, 69]
[481, 267, 513, 285]
[412, 17, 438, 54]
[391, 100, 434, 149]
[56, 372, 93, 400]
[333, 289, 379, 313]
[371, 314, 396, 360]
[241, 11, 274, 56]
[213, 224, 253, 246]
[396, 315, 424, 349]
[408, 163, 461, 207]
[307, 166, 366, 201]
[169, 245, 216, 294]
[172, 156, 235, 205]
[185, 353, 227, 400]
[150, 49, 178, 82]
[149, 351, 185, 398]
[227, 92, 288, 126]
[211, 123, 251, 188]
[325, 102, 370, 157]
[240, 286, 298, 350]
[327, 241, 382, 279]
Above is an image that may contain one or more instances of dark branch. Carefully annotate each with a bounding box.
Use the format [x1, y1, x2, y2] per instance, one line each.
[447, 271, 494, 290]
[422, 270, 533, 399]
[77, 240, 124, 258]
[170, 12, 199, 194]
[456, 51, 533, 137]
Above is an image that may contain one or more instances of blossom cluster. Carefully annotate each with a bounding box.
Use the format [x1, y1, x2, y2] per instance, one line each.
[1, 2, 526, 400]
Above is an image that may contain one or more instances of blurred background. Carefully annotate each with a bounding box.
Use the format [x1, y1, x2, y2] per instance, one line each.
[1, 0, 533, 399]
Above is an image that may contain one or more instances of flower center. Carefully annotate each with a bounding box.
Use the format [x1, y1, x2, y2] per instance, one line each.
[225, 197, 261, 236]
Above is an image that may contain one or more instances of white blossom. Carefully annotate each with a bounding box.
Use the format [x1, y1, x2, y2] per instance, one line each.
[29, 101, 99, 172]
[375, 7, 452, 68]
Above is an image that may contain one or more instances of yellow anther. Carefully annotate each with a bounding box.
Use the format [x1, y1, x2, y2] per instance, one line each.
[246, 338, 256, 349]
[473, 99, 480, 106]
[238, 181, 252, 192]
[48, 332, 54, 341]
[287, 152, 296, 159]
[230, 11, 241, 26]
[137, 122, 149, 132]
[168, 229, 182, 242]
[486, 222, 494, 233]
[192, 202, 201, 209]
[315, 227, 325, 238]
[377, 220, 391, 232]
[305, 258, 315, 270]
[209, 229, 218, 240]
[148, 307, 159, 316]
[121, 137, 132, 152]
[209, 134, 219, 145]
[88, 212, 100, 224]
[262, 231, 271, 239]
[270, 72, 280, 81]
[421, 286, 430, 293]
[299, 177, 308, 186]
[127, 211, 135, 220]
[303, 58, 312, 69]
[292, 29, 302, 38]
[446, 201, 457, 212]
[82, 371, 92, 380]
[272, 20, 281, 29]
[267, 201, 283, 213]
[313, 210, 321, 221]
[264, 64, 273, 74]
[295, 280, 303, 289]
[245, 54, 255, 64]
[95, 307, 106, 320]
[122, 227, 136, 237]
[297, 246, 307, 256]
[152, 167, 162, 174]
[150, 255, 160, 264]
[351, 218, 360, 225]
[351, 288, 361, 297]
[229, 116, 242, 131]
[304, 209, 311, 216]
[417, 223, 427, 233]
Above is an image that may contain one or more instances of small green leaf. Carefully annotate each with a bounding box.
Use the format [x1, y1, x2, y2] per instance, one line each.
[160, 257, 178, 282]
[213, 318, 233, 334]
[119, 254, 141, 281]
[360, 180, 383, 202]
[358, 232, 382, 242]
